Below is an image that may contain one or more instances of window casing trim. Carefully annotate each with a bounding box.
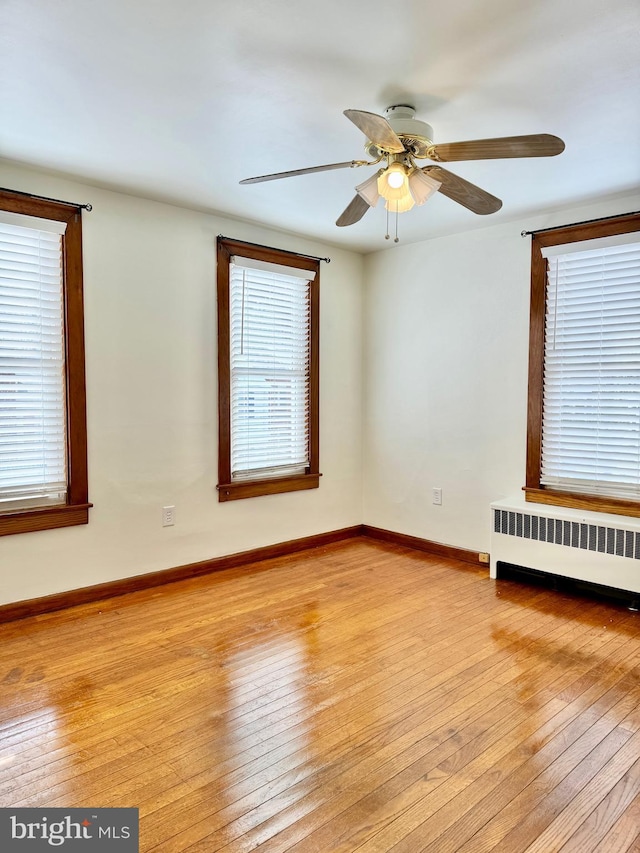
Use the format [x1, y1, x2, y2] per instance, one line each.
[216, 237, 320, 501]
[0, 190, 90, 535]
[525, 211, 640, 517]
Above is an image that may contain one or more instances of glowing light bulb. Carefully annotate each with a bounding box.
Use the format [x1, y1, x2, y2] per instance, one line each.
[377, 163, 409, 202]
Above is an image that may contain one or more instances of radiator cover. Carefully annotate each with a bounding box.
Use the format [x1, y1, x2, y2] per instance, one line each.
[490, 497, 640, 595]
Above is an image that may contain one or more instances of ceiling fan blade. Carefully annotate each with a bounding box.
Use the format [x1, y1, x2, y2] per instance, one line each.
[240, 161, 358, 184]
[336, 194, 370, 227]
[429, 134, 565, 162]
[424, 166, 502, 215]
[344, 109, 405, 154]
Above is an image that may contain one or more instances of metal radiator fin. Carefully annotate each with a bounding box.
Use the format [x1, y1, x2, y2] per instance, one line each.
[493, 509, 640, 561]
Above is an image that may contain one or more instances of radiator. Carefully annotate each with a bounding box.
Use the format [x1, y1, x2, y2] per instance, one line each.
[490, 497, 640, 595]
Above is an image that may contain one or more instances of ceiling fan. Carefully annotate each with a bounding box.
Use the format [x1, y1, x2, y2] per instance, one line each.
[240, 105, 565, 239]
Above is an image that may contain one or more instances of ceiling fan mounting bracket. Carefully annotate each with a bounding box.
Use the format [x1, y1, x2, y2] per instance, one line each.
[365, 104, 435, 159]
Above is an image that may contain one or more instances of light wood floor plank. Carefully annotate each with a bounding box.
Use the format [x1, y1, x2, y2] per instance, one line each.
[591, 791, 640, 852]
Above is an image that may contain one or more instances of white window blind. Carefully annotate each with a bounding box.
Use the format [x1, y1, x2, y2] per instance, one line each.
[541, 234, 640, 499]
[229, 257, 313, 481]
[0, 214, 68, 508]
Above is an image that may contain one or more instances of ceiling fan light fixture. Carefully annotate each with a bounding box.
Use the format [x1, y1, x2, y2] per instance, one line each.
[384, 194, 415, 213]
[408, 169, 442, 205]
[355, 172, 381, 207]
[377, 162, 409, 201]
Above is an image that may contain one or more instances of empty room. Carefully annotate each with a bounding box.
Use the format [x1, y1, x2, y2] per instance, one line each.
[1, 0, 640, 851]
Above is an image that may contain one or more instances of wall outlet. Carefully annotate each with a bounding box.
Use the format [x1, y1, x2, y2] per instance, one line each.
[162, 505, 176, 527]
[479, 552, 490, 564]
[432, 487, 442, 506]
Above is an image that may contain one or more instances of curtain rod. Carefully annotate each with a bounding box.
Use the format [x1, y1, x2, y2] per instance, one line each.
[521, 210, 639, 237]
[218, 234, 330, 263]
[0, 187, 92, 211]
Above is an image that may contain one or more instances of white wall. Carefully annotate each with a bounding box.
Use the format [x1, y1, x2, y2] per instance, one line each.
[0, 162, 364, 605]
[363, 192, 640, 552]
[2, 158, 637, 607]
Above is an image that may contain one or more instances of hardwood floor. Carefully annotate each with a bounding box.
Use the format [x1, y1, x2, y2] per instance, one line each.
[2, 537, 640, 851]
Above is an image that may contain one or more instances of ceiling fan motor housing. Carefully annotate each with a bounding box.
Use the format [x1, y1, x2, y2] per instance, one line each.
[365, 105, 435, 158]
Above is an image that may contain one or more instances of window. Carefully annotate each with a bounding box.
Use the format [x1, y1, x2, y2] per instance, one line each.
[0, 190, 89, 535]
[216, 237, 320, 501]
[526, 211, 640, 516]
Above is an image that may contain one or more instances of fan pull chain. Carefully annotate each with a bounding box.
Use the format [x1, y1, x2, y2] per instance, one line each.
[384, 203, 400, 243]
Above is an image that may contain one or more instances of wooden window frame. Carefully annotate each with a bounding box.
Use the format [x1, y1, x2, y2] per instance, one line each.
[525, 211, 640, 517]
[0, 190, 90, 536]
[216, 237, 320, 502]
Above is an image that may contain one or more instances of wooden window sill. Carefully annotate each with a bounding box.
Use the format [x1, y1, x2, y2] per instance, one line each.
[0, 503, 92, 536]
[217, 473, 320, 502]
[524, 487, 640, 519]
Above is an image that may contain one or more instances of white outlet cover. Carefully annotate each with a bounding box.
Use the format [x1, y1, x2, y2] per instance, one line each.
[162, 505, 175, 526]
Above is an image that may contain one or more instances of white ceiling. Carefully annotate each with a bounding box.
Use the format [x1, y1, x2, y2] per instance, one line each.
[1, 0, 639, 252]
